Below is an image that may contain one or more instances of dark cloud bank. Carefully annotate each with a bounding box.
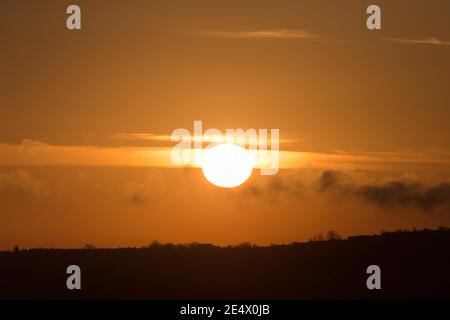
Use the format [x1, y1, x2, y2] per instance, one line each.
[238, 170, 450, 212]
[318, 170, 450, 212]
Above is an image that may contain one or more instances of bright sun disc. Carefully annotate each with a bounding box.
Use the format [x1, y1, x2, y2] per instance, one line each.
[202, 143, 253, 188]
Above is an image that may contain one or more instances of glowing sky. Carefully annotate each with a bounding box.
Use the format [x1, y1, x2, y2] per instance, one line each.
[0, 0, 449, 249]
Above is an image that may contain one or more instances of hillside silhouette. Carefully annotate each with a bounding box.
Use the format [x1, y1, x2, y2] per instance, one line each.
[1, 228, 449, 299]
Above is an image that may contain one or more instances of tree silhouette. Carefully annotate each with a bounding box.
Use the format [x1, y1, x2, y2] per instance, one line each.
[148, 240, 161, 248]
[326, 230, 341, 240]
[310, 233, 324, 242]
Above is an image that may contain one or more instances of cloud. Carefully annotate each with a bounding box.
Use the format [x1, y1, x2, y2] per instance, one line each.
[317, 170, 450, 211]
[188, 29, 321, 40]
[356, 181, 450, 211]
[383, 37, 450, 46]
[239, 174, 304, 200]
[123, 182, 149, 205]
[113, 132, 295, 148]
[1, 139, 449, 172]
[21, 139, 48, 149]
[112, 133, 171, 142]
[0, 170, 43, 196]
[318, 170, 342, 192]
[122, 170, 168, 205]
[0, 140, 171, 168]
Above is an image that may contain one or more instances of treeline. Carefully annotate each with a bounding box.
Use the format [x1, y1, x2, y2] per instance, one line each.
[5, 226, 450, 252]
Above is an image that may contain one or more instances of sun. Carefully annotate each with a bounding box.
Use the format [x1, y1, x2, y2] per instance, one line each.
[201, 143, 253, 188]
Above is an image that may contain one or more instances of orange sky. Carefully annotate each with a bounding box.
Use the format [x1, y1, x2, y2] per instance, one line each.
[0, 0, 449, 249]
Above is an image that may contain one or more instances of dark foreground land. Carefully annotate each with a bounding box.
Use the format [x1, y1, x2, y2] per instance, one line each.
[1, 229, 450, 299]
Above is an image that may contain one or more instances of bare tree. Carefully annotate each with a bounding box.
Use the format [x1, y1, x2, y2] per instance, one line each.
[148, 240, 161, 248]
[310, 233, 324, 242]
[326, 230, 341, 240]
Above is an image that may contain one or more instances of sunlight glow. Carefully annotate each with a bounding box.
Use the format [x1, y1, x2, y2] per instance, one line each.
[201, 143, 253, 188]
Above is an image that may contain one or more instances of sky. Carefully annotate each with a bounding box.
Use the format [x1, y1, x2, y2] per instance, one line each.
[0, 0, 449, 249]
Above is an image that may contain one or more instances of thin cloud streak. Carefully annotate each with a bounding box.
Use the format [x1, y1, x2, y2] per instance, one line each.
[0, 140, 449, 170]
[112, 132, 295, 147]
[383, 37, 450, 46]
[188, 29, 321, 40]
[112, 133, 172, 142]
